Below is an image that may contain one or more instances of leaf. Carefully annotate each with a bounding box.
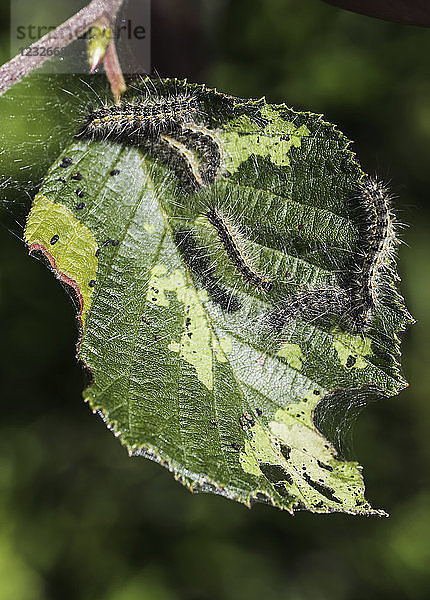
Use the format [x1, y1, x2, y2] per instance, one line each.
[23, 79, 412, 515]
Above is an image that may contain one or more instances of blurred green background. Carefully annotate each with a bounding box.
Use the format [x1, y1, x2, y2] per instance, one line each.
[1, 0, 430, 598]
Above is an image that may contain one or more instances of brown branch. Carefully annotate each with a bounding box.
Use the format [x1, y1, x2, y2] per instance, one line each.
[0, 0, 125, 96]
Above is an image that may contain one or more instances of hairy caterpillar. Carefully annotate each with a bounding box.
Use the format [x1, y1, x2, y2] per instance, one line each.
[174, 228, 241, 313]
[350, 178, 397, 327]
[78, 92, 222, 190]
[268, 178, 398, 331]
[269, 287, 350, 329]
[78, 94, 201, 140]
[207, 208, 272, 292]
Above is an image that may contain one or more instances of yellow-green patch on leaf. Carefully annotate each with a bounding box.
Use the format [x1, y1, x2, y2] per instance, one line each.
[220, 106, 310, 173]
[143, 222, 156, 234]
[147, 264, 222, 390]
[24, 194, 98, 324]
[213, 336, 232, 363]
[239, 392, 382, 514]
[333, 331, 373, 370]
[277, 342, 304, 370]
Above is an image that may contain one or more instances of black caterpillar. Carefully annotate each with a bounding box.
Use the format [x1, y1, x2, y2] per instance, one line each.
[207, 208, 273, 293]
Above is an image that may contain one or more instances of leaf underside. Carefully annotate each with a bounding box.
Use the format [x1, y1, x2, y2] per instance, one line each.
[24, 79, 412, 515]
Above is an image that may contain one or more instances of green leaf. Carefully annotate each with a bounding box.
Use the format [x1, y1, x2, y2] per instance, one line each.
[23, 79, 412, 515]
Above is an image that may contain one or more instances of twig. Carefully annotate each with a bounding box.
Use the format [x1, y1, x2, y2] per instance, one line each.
[0, 0, 125, 96]
[104, 39, 127, 103]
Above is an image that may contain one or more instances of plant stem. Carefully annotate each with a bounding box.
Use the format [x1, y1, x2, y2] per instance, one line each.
[0, 0, 125, 96]
[104, 39, 127, 103]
